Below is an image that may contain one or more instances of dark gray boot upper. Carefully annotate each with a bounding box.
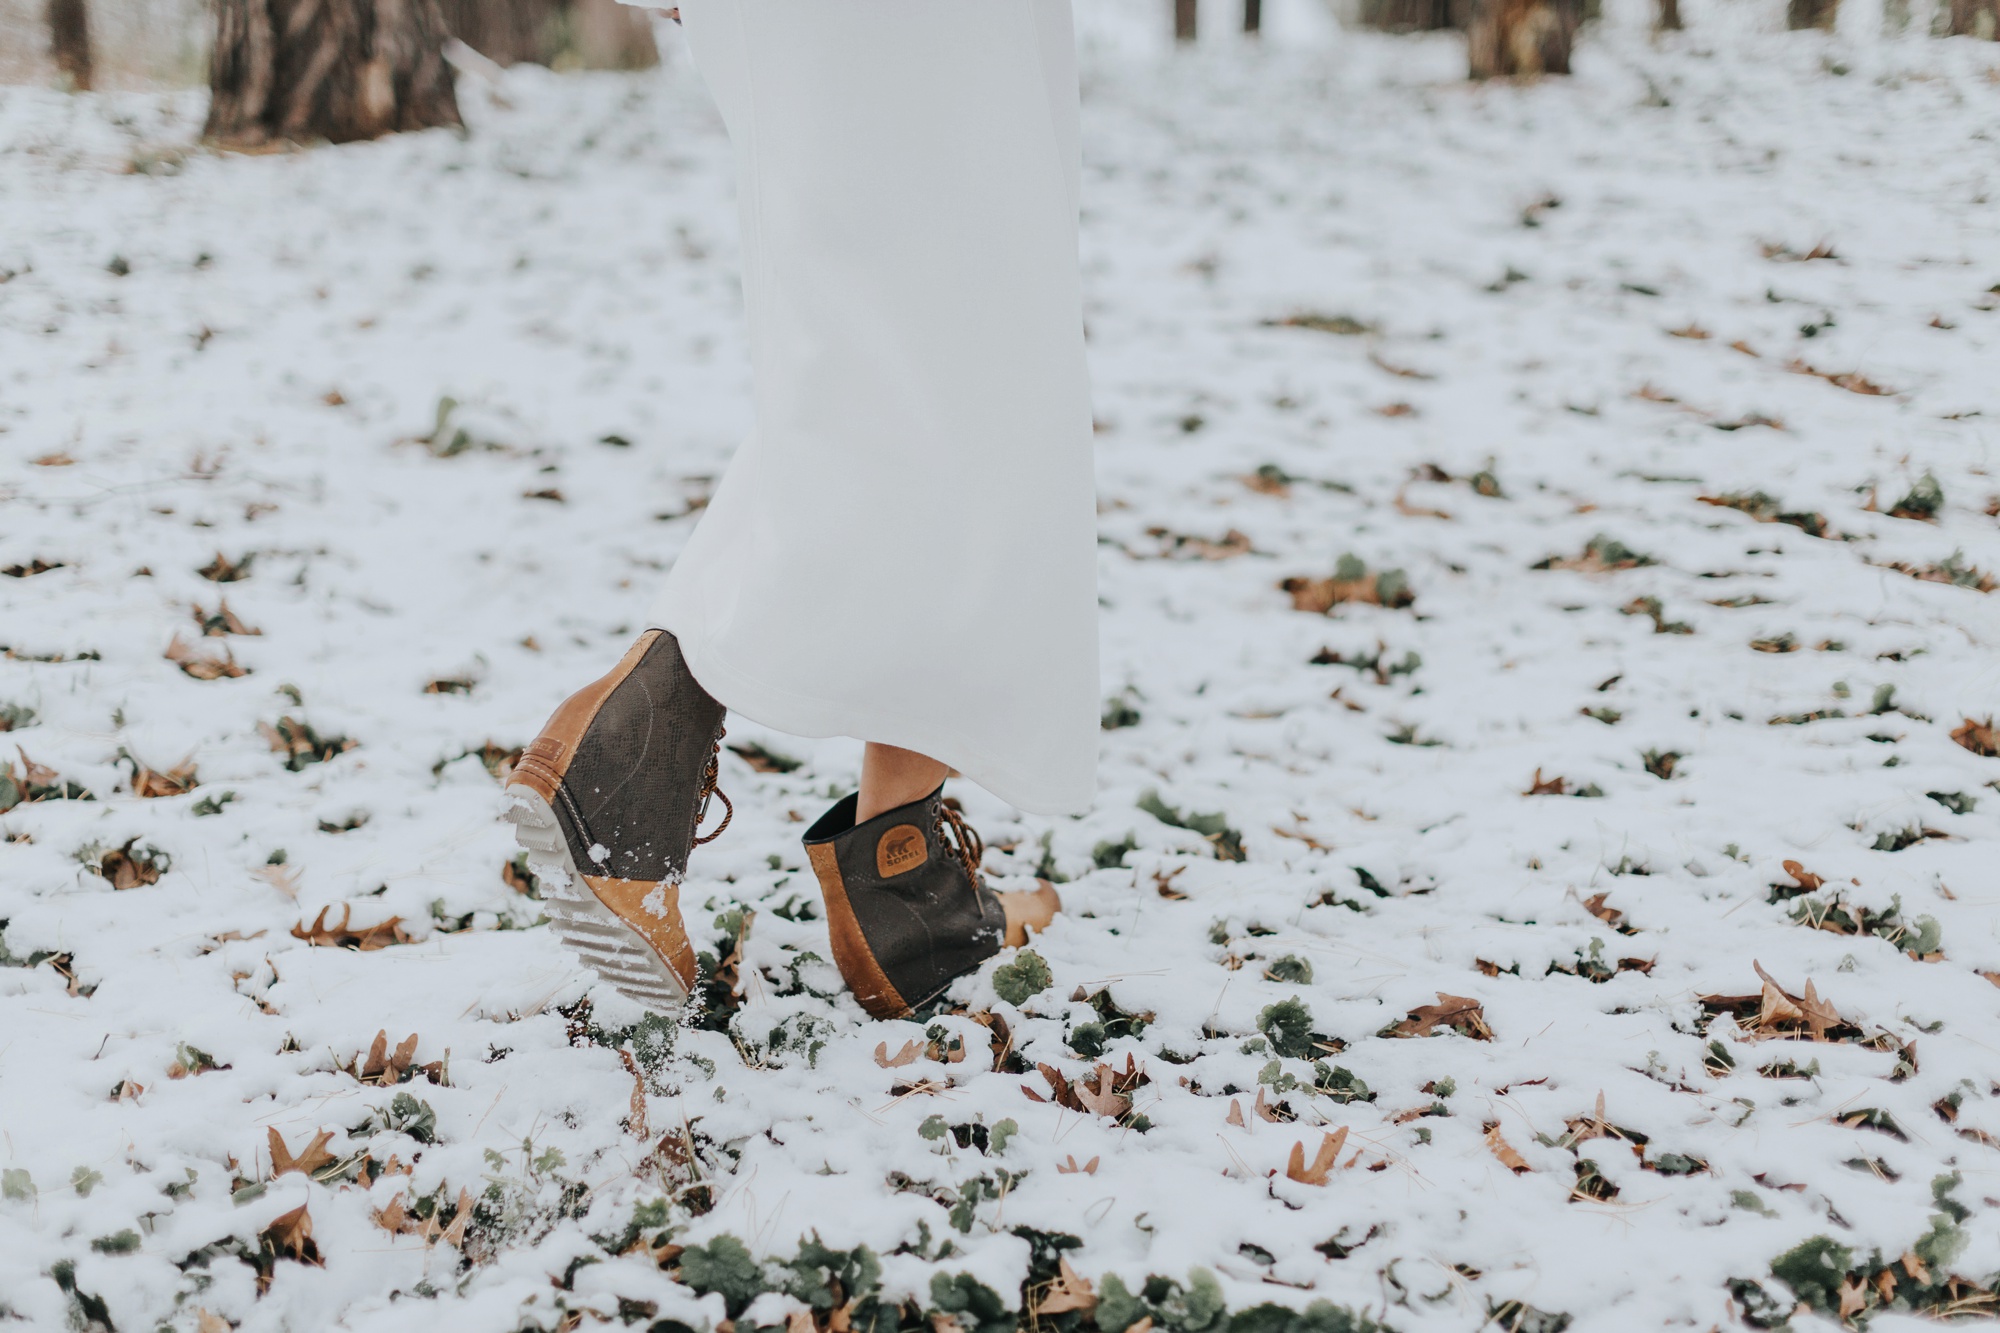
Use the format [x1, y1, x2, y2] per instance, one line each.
[803, 788, 1005, 1017]
[512, 630, 727, 883]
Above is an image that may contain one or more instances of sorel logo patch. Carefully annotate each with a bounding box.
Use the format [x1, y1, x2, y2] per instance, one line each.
[876, 824, 928, 878]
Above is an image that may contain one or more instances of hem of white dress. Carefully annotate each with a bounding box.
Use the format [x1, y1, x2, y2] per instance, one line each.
[653, 616, 1096, 818]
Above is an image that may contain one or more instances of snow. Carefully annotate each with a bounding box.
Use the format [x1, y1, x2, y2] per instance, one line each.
[3, 5, 2000, 1331]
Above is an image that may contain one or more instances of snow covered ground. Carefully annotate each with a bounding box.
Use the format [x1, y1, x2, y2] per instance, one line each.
[4, 6, 2000, 1331]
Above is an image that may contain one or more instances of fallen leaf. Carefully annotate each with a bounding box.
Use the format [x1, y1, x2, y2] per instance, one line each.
[292, 905, 412, 951]
[1581, 893, 1624, 930]
[196, 1310, 231, 1333]
[192, 600, 260, 637]
[1951, 717, 1998, 758]
[438, 1188, 473, 1248]
[255, 863, 302, 899]
[1285, 1127, 1349, 1186]
[619, 1048, 649, 1140]
[1779, 859, 1824, 892]
[259, 1201, 323, 1271]
[1524, 768, 1567, 796]
[1072, 1064, 1133, 1120]
[1036, 1257, 1098, 1315]
[1485, 1124, 1531, 1173]
[129, 754, 199, 798]
[1056, 1155, 1099, 1175]
[164, 634, 249, 680]
[1226, 1099, 1246, 1127]
[875, 1039, 922, 1069]
[268, 1127, 336, 1178]
[1389, 993, 1493, 1040]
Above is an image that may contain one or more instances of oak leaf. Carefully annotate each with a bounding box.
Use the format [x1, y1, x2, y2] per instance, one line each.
[1056, 1155, 1099, 1176]
[1389, 993, 1492, 1040]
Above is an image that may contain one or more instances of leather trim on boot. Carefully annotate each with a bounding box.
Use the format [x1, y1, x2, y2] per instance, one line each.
[584, 875, 699, 993]
[807, 841, 912, 1019]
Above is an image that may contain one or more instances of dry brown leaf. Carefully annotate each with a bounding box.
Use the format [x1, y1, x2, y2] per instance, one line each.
[1285, 1127, 1349, 1186]
[196, 1310, 231, 1333]
[260, 1202, 323, 1269]
[786, 1309, 815, 1333]
[1147, 526, 1255, 560]
[255, 863, 301, 899]
[292, 905, 413, 951]
[373, 1195, 410, 1235]
[165, 634, 248, 680]
[1582, 892, 1624, 930]
[1225, 1099, 1246, 1128]
[1036, 1258, 1099, 1315]
[1056, 1155, 1099, 1176]
[268, 1126, 337, 1178]
[875, 1039, 923, 1069]
[1390, 993, 1493, 1040]
[1252, 1086, 1285, 1123]
[130, 754, 199, 798]
[439, 1188, 473, 1249]
[1485, 1124, 1531, 1173]
[1952, 718, 1999, 758]
[191, 600, 260, 636]
[619, 1048, 649, 1140]
[1073, 1064, 1133, 1120]
[1524, 768, 1567, 796]
[1837, 1276, 1868, 1319]
[1779, 859, 1825, 892]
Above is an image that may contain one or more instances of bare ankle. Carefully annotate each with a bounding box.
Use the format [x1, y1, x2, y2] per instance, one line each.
[857, 742, 949, 822]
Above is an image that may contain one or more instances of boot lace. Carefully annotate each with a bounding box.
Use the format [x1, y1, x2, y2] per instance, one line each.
[934, 800, 987, 913]
[693, 737, 733, 847]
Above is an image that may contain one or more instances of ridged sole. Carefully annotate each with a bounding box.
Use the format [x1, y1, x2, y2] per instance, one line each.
[504, 786, 692, 1015]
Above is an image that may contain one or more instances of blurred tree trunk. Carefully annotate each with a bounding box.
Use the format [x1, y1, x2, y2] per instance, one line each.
[1786, 0, 1837, 29]
[1947, 0, 1997, 37]
[1244, 0, 1264, 31]
[435, 0, 657, 69]
[47, 0, 93, 90]
[1467, 0, 1579, 75]
[204, 0, 463, 147]
[1175, 0, 1198, 40]
[1656, 0, 1683, 30]
[1359, 0, 1466, 32]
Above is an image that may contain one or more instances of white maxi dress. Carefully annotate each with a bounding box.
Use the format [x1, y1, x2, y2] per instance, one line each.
[649, 0, 1100, 816]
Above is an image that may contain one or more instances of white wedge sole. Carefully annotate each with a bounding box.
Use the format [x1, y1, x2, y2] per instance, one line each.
[504, 787, 693, 1014]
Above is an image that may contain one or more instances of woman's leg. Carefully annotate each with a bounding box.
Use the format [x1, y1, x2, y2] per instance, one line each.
[857, 743, 949, 823]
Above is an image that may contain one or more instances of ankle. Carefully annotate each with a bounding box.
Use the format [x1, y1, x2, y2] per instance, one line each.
[857, 742, 948, 822]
